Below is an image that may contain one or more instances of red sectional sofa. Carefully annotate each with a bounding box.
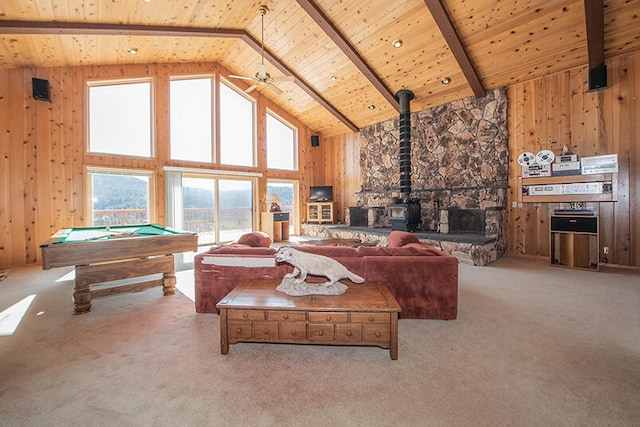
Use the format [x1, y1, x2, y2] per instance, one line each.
[193, 231, 458, 319]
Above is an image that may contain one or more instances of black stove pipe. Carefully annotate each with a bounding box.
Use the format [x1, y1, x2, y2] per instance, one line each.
[396, 89, 415, 204]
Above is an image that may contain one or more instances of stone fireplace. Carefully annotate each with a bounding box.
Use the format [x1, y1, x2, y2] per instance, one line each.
[351, 87, 509, 264]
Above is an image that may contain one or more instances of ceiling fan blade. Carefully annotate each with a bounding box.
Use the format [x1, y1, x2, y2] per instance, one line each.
[266, 83, 283, 95]
[257, 63, 267, 77]
[272, 75, 295, 83]
[245, 84, 259, 94]
[229, 74, 256, 81]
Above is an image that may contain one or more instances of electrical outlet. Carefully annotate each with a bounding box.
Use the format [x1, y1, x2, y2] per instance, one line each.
[603, 247, 609, 255]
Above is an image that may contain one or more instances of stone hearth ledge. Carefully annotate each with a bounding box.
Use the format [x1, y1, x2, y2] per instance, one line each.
[301, 224, 506, 266]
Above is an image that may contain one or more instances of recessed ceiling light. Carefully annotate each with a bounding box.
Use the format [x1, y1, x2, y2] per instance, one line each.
[441, 77, 451, 84]
[127, 48, 138, 54]
[288, 98, 294, 103]
[368, 104, 376, 110]
[392, 39, 403, 48]
[330, 74, 337, 81]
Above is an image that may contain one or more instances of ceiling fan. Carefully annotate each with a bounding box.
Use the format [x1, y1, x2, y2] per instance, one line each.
[230, 5, 295, 95]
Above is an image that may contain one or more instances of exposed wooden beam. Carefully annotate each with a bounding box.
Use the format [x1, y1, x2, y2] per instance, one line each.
[0, 20, 358, 133]
[423, 0, 485, 98]
[295, 0, 400, 112]
[583, 0, 605, 69]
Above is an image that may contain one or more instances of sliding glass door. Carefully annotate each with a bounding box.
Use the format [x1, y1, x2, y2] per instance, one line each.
[166, 170, 255, 245]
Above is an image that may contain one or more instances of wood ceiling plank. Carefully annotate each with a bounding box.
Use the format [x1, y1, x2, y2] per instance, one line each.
[295, 0, 400, 111]
[423, 0, 485, 98]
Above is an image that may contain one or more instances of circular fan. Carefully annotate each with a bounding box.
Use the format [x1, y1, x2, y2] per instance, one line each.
[229, 6, 295, 95]
[517, 152, 537, 167]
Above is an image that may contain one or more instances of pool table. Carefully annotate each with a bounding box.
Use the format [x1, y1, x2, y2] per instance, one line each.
[40, 224, 198, 314]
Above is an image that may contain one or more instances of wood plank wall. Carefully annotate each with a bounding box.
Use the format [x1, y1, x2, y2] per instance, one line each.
[0, 62, 317, 268]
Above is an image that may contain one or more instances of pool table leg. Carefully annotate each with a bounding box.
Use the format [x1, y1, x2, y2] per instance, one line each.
[73, 283, 92, 314]
[162, 271, 176, 296]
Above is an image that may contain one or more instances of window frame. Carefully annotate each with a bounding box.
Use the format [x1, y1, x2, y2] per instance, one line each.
[86, 78, 155, 158]
[218, 78, 257, 168]
[85, 166, 156, 226]
[169, 74, 215, 163]
[266, 109, 298, 171]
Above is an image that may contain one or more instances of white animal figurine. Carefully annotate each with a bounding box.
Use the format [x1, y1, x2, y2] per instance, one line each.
[275, 247, 364, 286]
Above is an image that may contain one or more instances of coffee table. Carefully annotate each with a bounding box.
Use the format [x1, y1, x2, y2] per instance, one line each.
[217, 280, 401, 359]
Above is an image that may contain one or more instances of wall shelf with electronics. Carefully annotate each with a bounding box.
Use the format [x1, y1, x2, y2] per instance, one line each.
[520, 173, 617, 203]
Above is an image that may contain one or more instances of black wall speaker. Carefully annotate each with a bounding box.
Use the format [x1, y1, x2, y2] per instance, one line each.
[311, 135, 320, 147]
[588, 65, 607, 92]
[32, 78, 51, 101]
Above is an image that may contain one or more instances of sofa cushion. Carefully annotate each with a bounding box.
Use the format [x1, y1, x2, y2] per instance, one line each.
[236, 231, 273, 247]
[292, 245, 360, 258]
[387, 231, 420, 247]
[358, 244, 445, 257]
[207, 244, 276, 255]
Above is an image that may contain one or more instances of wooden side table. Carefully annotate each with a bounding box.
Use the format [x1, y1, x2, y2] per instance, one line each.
[217, 280, 401, 359]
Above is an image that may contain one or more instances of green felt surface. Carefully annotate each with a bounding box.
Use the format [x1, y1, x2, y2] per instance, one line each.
[54, 224, 181, 243]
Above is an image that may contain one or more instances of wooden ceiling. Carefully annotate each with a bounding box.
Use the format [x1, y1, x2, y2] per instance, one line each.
[1, 0, 639, 137]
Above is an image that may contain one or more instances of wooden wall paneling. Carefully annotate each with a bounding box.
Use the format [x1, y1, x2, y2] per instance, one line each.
[522, 81, 538, 256]
[0, 69, 11, 267]
[9, 69, 27, 265]
[631, 52, 640, 266]
[33, 69, 53, 262]
[608, 55, 631, 265]
[71, 67, 85, 226]
[507, 84, 525, 256]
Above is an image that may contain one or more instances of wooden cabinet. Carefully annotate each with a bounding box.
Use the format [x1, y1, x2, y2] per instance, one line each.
[307, 202, 335, 224]
[550, 215, 599, 271]
[520, 173, 617, 203]
[261, 211, 290, 242]
[217, 280, 401, 359]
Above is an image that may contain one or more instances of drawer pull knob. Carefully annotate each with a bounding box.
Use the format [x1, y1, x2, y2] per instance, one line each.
[284, 314, 289, 320]
[290, 330, 296, 336]
[318, 330, 324, 336]
[375, 331, 381, 337]
[326, 315, 332, 321]
[236, 328, 242, 333]
[346, 331, 352, 337]
[263, 328, 269, 334]
[368, 316, 374, 322]
[242, 313, 248, 319]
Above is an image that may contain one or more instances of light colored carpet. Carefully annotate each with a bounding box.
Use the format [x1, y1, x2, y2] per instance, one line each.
[0, 256, 638, 426]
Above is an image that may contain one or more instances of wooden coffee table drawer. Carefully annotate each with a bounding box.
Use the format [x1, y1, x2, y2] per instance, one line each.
[336, 324, 363, 341]
[308, 324, 335, 341]
[351, 312, 390, 324]
[228, 310, 265, 321]
[228, 321, 253, 341]
[363, 324, 391, 342]
[253, 321, 279, 340]
[309, 312, 348, 323]
[268, 310, 306, 322]
[281, 323, 306, 340]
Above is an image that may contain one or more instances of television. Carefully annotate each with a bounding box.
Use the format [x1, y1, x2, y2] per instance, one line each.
[309, 186, 333, 202]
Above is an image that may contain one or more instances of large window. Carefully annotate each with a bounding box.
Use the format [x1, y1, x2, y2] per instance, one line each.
[88, 80, 152, 157]
[88, 168, 153, 226]
[219, 81, 255, 167]
[267, 180, 297, 235]
[266, 112, 297, 170]
[170, 77, 213, 162]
